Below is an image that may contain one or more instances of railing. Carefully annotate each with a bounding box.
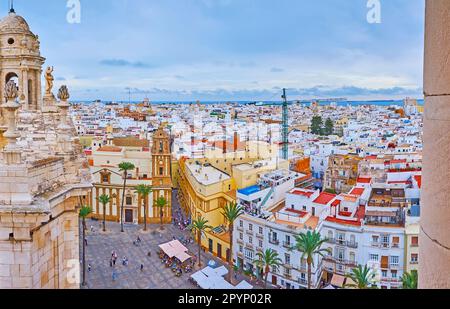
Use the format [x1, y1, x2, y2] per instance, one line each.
[246, 229, 254, 236]
[298, 278, 308, 285]
[294, 264, 308, 272]
[326, 238, 358, 249]
[323, 256, 358, 267]
[245, 244, 254, 250]
[269, 239, 280, 245]
[283, 241, 292, 249]
[284, 273, 293, 279]
[284, 263, 293, 269]
[371, 242, 399, 249]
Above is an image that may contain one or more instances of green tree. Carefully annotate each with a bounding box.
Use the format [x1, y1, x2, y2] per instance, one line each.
[188, 216, 212, 267]
[292, 230, 328, 289]
[79, 206, 92, 287]
[98, 194, 111, 232]
[325, 118, 334, 135]
[345, 265, 377, 289]
[221, 202, 244, 283]
[118, 162, 135, 232]
[254, 249, 283, 289]
[310, 116, 323, 135]
[155, 196, 168, 230]
[136, 185, 152, 231]
[401, 270, 418, 289]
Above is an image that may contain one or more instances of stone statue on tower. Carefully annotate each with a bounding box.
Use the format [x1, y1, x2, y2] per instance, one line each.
[45, 66, 54, 95]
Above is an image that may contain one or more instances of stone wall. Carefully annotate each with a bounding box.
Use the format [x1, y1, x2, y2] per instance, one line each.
[420, 0, 450, 289]
[0, 196, 80, 289]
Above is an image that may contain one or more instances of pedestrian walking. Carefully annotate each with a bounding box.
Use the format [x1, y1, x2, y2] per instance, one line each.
[112, 271, 117, 282]
[88, 264, 92, 272]
[110, 259, 113, 267]
[140, 264, 144, 272]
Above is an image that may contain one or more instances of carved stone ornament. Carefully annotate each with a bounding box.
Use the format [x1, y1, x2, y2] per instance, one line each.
[4, 80, 18, 101]
[57, 85, 70, 101]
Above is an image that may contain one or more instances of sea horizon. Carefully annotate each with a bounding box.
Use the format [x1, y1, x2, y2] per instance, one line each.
[72, 98, 425, 107]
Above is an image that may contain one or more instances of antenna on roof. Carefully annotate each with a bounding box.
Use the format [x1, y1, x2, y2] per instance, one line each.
[9, 0, 15, 13]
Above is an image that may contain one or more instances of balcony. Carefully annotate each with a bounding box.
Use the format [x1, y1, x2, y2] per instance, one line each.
[237, 239, 244, 245]
[298, 278, 308, 286]
[237, 252, 244, 258]
[284, 263, 293, 269]
[245, 244, 254, 250]
[294, 264, 308, 272]
[269, 239, 280, 245]
[246, 229, 254, 236]
[323, 256, 357, 268]
[256, 233, 264, 239]
[283, 241, 292, 249]
[237, 226, 244, 232]
[327, 238, 358, 249]
[284, 273, 293, 279]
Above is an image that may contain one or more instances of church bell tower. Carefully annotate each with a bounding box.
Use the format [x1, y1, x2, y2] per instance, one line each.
[151, 125, 173, 222]
[0, 5, 45, 110]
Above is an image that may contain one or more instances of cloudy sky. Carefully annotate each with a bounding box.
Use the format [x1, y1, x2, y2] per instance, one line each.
[7, 0, 425, 101]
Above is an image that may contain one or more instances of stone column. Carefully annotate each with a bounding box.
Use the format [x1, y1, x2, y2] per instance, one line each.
[22, 68, 29, 110]
[419, 0, 450, 289]
[36, 69, 42, 110]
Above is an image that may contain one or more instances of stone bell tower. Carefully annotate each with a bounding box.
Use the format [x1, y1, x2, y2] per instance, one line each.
[0, 7, 92, 289]
[0, 7, 45, 111]
[151, 125, 173, 222]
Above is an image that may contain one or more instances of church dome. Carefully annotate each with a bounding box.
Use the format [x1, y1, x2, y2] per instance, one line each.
[0, 12, 31, 34]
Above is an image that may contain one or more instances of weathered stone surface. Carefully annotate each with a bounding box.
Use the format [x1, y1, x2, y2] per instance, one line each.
[420, 0, 450, 289]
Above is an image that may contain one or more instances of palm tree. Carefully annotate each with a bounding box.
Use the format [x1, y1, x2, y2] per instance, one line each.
[221, 202, 244, 283]
[79, 206, 92, 287]
[136, 185, 152, 231]
[98, 194, 110, 232]
[118, 162, 135, 232]
[254, 249, 282, 289]
[188, 216, 212, 267]
[345, 265, 377, 289]
[292, 230, 328, 289]
[401, 270, 418, 289]
[155, 196, 167, 230]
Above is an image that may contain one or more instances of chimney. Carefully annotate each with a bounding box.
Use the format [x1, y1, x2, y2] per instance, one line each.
[234, 132, 239, 152]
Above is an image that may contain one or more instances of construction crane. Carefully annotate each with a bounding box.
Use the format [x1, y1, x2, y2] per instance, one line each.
[281, 88, 289, 160]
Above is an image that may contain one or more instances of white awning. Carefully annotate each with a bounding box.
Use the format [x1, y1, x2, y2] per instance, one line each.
[235, 281, 254, 290]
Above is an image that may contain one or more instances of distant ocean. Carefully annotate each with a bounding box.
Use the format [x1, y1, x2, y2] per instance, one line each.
[78, 99, 424, 106]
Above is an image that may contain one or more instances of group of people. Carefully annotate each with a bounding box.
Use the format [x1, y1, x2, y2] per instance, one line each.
[133, 236, 142, 247]
[173, 209, 190, 231]
[158, 250, 195, 278]
[172, 235, 194, 246]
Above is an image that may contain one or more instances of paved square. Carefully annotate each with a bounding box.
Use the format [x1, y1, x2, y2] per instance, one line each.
[81, 220, 214, 289]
